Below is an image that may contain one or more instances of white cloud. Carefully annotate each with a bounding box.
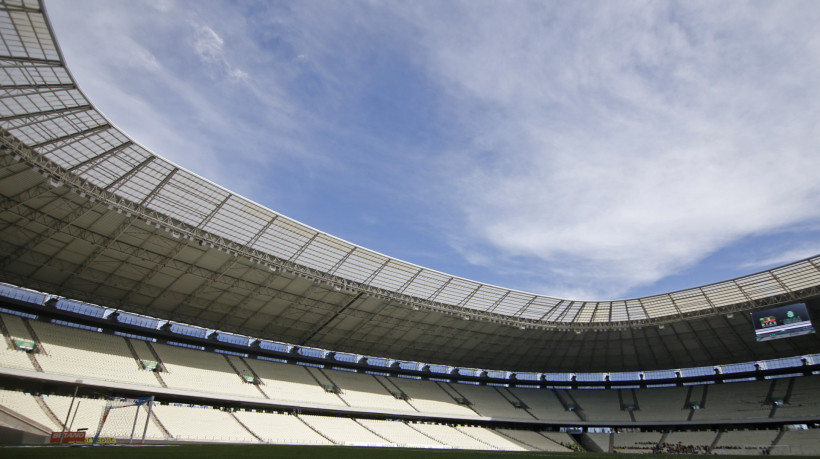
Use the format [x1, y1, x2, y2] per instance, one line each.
[192, 24, 248, 82]
[193, 25, 224, 62]
[740, 244, 820, 270]
[47, 0, 311, 198]
[130, 46, 161, 72]
[46, 0, 820, 301]
[408, 2, 820, 298]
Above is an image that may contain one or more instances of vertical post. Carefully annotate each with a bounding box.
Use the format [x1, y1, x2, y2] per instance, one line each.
[68, 401, 81, 431]
[93, 405, 111, 445]
[59, 385, 79, 444]
[140, 396, 154, 444]
[129, 402, 139, 444]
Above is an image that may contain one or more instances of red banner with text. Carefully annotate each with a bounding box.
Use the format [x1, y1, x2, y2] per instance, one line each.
[50, 431, 86, 443]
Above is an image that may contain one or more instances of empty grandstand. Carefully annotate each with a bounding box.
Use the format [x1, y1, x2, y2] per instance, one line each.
[1, 0, 820, 454]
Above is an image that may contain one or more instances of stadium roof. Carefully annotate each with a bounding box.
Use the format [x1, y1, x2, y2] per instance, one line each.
[1, 0, 819, 373]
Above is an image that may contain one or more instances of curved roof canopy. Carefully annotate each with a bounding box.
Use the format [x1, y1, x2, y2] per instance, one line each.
[1, 0, 819, 372]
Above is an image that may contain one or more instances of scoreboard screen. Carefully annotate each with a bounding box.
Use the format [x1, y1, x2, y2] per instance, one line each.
[750, 303, 814, 342]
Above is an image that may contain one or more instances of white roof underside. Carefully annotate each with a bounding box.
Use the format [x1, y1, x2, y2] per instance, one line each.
[1, 0, 819, 373]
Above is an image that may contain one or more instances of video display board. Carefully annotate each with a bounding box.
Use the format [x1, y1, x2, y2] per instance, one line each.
[751, 302, 814, 341]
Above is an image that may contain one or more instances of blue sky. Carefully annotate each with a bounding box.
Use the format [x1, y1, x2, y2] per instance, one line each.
[46, 0, 820, 301]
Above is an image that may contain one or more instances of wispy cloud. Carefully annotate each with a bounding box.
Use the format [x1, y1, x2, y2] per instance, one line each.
[47, 0, 313, 200]
[192, 24, 248, 81]
[46, 0, 820, 301]
[740, 244, 820, 270]
[396, 1, 820, 298]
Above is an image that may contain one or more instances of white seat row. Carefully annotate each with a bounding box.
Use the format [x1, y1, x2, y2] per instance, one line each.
[233, 410, 331, 445]
[3, 386, 820, 454]
[777, 429, 820, 456]
[29, 321, 161, 388]
[453, 384, 522, 419]
[569, 389, 631, 422]
[151, 404, 258, 443]
[0, 389, 61, 432]
[323, 368, 413, 412]
[775, 376, 820, 419]
[355, 418, 443, 448]
[409, 422, 495, 450]
[508, 387, 580, 422]
[612, 431, 662, 454]
[244, 359, 347, 407]
[299, 414, 388, 446]
[4, 317, 820, 426]
[387, 378, 476, 417]
[497, 428, 573, 452]
[712, 429, 779, 455]
[151, 343, 260, 398]
[633, 386, 690, 422]
[691, 380, 772, 421]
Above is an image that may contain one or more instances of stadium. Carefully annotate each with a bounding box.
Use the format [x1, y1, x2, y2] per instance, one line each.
[1, 0, 820, 456]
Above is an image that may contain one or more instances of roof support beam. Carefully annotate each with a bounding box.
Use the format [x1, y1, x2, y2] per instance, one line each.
[697, 287, 720, 314]
[456, 284, 482, 310]
[29, 123, 111, 150]
[673, 321, 713, 367]
[0, 251, 150, 315]
[0, 180, 52, 214]
[636, 298, 652, 322]
[363, 258, 390, 286]
[538, 299, 566, 322]
[567, 302, 586, 323]
[486, 290, 511, 315]
[197, 193, 231, 228]
[733, 279, 756, 308]
[0, 150, 16, 167]
[139, 167, 178, 206]
[636, 328, 659, 369]
[0, 104, 92, 123]
[667, 294, 684, 319]
[111, 237, 190, 306]
[0, 3, 43, 13]
[0, 55, 61, 66]
[245, 215, 279, 248]
[589, 302, 602, 324]
[298, 292, 364, 347]
[327, 246, 356, 276]
[0, 86, 75, 101]
[103, 155, 154, 191]
[60, 215, 137, 288]
[288, 232, 319, 264]
[221, 263, 287, 328]
[555, 301, 579, 323]
[427, 277, 452, 303]
[67, 141, 134, 173]
[0, 201, 298, 316]
[768, 271, 796, 303]
[0, 193, 97, 271]
[396, 267, 422, 296]
[193, 219, 291, 325]
[169, 256, 241, 316]
[0, 83, 75, 92]
[649, 326, 677, 369]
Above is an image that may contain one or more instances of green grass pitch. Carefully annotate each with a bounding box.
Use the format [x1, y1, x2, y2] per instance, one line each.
[0, 444, 798, 459]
